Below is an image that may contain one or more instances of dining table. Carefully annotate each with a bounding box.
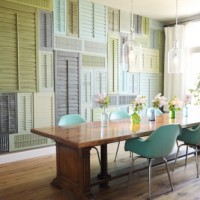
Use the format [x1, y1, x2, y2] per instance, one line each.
[31, 110, 200, 200]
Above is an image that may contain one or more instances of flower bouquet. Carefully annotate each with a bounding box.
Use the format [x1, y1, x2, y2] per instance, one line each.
[168, 96, 183, 118]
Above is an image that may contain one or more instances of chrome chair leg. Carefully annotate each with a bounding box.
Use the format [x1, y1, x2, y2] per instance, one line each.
[92, 146, 101, 166]
[185, 145, 189, 166]
[195, 146, 199, 178]
[172, 144, 185, 172]
[114, 141, 120, 162]
[162, 157, 173, 191]
[148, 159, 152, 199]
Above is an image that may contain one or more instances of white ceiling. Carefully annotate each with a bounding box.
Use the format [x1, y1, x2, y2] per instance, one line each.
[90, 0, 200, 24]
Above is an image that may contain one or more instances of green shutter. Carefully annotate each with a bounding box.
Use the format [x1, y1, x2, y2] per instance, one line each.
[67, 0, 78, 37]
[108, 7, 120, 32]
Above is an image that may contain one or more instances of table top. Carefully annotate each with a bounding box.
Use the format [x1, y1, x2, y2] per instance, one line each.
[31, 111, 200, 148]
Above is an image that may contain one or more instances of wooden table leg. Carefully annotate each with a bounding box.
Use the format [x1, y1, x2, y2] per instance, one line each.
[51, 143, 95, 200]
[97, 144, 111, 187]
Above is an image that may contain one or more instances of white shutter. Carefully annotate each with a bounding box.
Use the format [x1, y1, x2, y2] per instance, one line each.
[108, 8, 120, 32]
[120, 11, 131, 33]
[33, 92, 55, 128]
[93, 70, 107, 94]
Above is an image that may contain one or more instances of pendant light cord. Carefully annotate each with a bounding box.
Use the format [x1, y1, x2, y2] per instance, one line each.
[175, 0, 178, 46]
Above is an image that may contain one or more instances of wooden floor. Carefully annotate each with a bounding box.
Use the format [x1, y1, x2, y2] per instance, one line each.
[1, 142, 200, 200]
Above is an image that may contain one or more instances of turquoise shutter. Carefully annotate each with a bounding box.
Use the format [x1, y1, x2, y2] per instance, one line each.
[39, 10, 53, 50]
[54, 0, 66, 36]
[79, 0, 106, 42]
[108, 34, 120, 94]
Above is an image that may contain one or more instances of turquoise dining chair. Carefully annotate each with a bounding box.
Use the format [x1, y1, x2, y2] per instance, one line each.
[58, 114, 101, 166]
[125, 124, 181, 199]
[173, 125, 200, 178]
[109, 110, 130, 162]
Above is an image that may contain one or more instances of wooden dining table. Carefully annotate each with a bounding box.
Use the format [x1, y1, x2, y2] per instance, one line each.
[31, 110, 200, 200]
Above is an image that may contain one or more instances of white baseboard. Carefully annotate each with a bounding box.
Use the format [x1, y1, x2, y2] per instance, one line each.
[0, 146, 56, 164]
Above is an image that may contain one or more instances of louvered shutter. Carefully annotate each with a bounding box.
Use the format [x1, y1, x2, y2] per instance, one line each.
[120, 11, 131, 33]
[128, 73, 140, 94]
[108, 8, 120, 32]
[0, 5, 37, 92]
[18, 93, 33, 133]
[54, 0, 66, 36]
[39, 51, 54, 92]
[93, 71, 107, 95]
[34, 92, 55, 128]
[79, 0, 106, 42]
[81, 106, 92, 122]
[81, 69, 92, 104]
[0, 93, 18, 134]
[108, 34, 120, 94]
[55, 51, 80, 124]
[67, 0, 78, 37]
[142, 17, 150, 35]
[0, 134, 9, 153]
[39, 10, 53, 50]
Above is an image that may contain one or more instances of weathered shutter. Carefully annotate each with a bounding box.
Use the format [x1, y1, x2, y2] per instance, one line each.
[81, 69, 92, 104]
[120, 11, 131, 33]
[17, 93, 33, 133]
[79, 0, 106, 42]
[55, 51, 80, 124]
[142, 17, 150, 35]
[33, 92, 55, 128]
[54, 0, 66, 36]
[82, 55, 106, 68]
[84, 41, 107, 55]
[39, 10, 53, 50]
[108, 34, 120, 94]
[0, 134, 9, 153]
[81, 106, 92, 122]
[128, 73, 140, 94]
[67, 0, 78, 37]
[108, 7, 120, 32]
[39, 51, 54, 92]
[93, 71, 107, 95]
[0, 5, 37, 92]
[0, 93, 18, 134]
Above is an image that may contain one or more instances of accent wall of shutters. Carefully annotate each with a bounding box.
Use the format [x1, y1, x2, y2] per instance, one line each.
[0, 93, 18, 134]
[0, 4, 37, 92]
[39, 51, 54, 92]
[55, 51, 80, 124]
[53, 0, 66, 36]
[39, 10, 53, 51]
[108, 7, 120, 32]
[79, 0, 107, 42]
[108, 34, 120, 94]
[67, 0, 78, 37]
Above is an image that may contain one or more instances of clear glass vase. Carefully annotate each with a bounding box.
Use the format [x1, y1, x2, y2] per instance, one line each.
[101, 108, 109, 127]
[130, 112, 141, 124]
[149, 108, 155, 121]
[184, 105, 189, 117]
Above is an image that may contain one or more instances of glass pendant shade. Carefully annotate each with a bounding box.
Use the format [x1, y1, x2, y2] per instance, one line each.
[168, 40, 184, 73]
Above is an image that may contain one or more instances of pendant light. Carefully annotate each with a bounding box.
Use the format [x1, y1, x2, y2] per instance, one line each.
[122, 0, 142, 91]
[168, 0, 184, 73]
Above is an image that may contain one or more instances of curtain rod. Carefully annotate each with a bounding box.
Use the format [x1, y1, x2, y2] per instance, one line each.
[164, 14, 200, 27]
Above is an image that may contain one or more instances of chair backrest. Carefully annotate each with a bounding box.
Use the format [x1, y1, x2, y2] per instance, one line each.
[145, 124, 181, 158]
[58, 114, 86, 126]
[109, 110, 130, 121]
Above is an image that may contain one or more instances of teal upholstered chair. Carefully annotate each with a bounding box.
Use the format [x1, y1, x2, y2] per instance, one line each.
[109, 110, 130, 162]
[58, 114, 101, 166]
[125, 124, 181, 199]
[173, 125, 200, 178]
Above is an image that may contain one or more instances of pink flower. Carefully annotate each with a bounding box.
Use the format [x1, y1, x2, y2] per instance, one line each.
[184, 93, 192, 106]
[152, 93, 167, 108]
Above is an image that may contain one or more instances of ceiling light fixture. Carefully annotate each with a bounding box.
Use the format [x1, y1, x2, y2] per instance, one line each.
[168, 0, 184, 73]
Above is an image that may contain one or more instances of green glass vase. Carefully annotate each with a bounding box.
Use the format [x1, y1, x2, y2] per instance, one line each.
[169, 110, 176, 119]
[131, 112, 141, 124]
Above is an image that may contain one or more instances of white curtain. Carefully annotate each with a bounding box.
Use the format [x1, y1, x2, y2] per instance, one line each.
[164, 25, 187, 106]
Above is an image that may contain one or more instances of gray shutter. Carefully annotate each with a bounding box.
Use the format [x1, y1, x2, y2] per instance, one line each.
[54, 0, 66, 36]
[0, 134, 9, 153]
[39, 10, 53, 50]
[55, 51, 80, 124]
[0, 93, 18, 134]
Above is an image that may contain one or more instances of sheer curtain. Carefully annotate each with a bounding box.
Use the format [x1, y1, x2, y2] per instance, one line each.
[164, 25, 187, 106]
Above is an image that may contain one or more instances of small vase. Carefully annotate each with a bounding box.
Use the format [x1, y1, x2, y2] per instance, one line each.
[149, 108, 155, 121]
[130, 112, 141, 124]
[101, 108, 109, 127]
[169, 110, 176, 119]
